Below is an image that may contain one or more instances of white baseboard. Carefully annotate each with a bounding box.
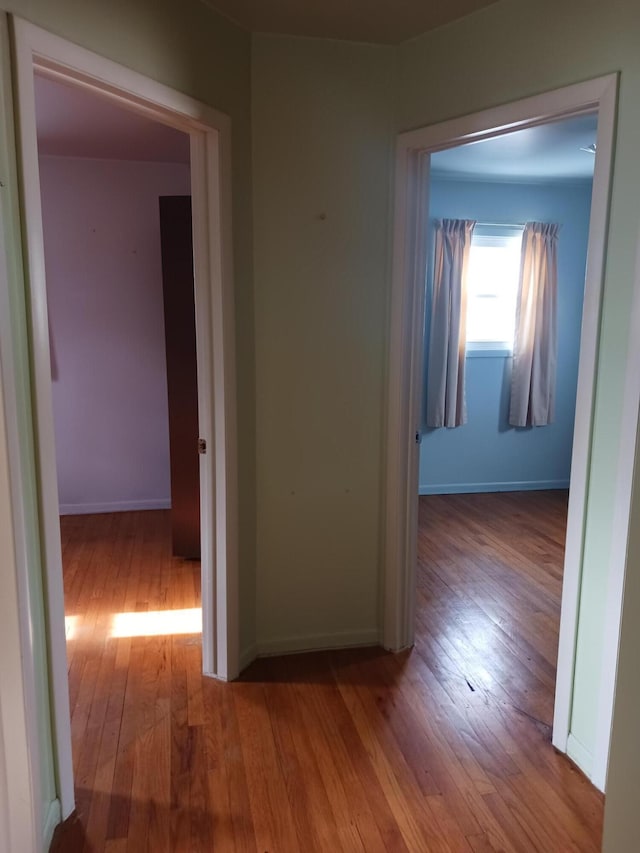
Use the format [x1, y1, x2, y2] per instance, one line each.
[419, 479, 570, 495]
[59, 498, 171, 515]
[255, 629, 380, 658]
[237, 631, 380, 676]
[567, 733, 595, 782]
[43, 798, 62, 851]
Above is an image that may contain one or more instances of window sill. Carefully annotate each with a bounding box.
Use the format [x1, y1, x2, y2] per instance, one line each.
[466, 345, 513, 359]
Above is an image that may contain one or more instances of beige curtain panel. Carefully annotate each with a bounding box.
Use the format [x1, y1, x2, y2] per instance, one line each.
[509, 222, 560, 427]
[426, 219, 476, 428]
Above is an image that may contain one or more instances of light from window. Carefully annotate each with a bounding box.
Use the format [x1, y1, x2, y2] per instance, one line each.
[109, 607, 202, 638]
[466, 231, 523, 349]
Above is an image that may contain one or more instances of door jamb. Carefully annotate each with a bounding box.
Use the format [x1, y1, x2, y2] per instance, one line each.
[383, 74, 619, 785]
[0, 176, 42, 853]
[8, 17, 239, 819]
[592, 230, 640, 790]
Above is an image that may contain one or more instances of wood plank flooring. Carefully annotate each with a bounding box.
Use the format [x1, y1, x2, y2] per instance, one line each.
[51, 495, 603, 852]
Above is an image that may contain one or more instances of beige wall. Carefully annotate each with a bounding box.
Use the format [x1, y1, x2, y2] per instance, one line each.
[603, 422, 640, 849]
[251, 35, 395, 651]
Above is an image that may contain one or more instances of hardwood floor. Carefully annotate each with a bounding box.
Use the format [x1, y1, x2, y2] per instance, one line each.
[416, 491, 567, 730]
[51, 496, 603, 852]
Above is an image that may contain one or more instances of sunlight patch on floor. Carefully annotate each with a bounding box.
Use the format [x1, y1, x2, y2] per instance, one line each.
[65, 615, 79, 640]
[109, 607, 202, 638]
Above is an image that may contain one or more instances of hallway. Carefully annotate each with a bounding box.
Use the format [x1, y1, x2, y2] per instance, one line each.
[52, 496, 602, 851]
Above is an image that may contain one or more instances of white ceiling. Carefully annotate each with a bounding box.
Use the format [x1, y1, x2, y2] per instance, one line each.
[35, 73, 190, 164]
[205, 0, 498, 45]
[431, 114, 599, 183]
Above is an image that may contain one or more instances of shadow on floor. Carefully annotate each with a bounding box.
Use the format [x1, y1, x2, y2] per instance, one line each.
[237, 644, 412, 688]
[49, 810, 87, 852]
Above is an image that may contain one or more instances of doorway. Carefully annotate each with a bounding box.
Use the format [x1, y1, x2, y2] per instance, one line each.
[383, 75, 621, 787]
[9, 18, 239, 820]
[417, 112, 596, 731]
[36, 71, 207, 822]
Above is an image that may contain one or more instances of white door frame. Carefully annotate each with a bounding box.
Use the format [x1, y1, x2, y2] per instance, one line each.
[0, 194, 41, 853]
[592, 230, 640, 791]
[8, 17, 239, 819]
[383, 75, 620, 784]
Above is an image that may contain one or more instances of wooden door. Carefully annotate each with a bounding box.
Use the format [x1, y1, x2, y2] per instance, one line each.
[159, 196, 200, 558]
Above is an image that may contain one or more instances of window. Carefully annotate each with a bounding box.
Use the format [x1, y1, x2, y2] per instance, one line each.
[466, 228, 523, 353]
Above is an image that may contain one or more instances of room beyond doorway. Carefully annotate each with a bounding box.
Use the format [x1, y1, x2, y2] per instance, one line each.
[417, 114, 595, 763]
[36, 68, 207, 828]
[384, 75, 621, 791]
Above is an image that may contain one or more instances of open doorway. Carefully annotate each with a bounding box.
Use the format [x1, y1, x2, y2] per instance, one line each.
[35, 70, 207, 826]
[9, 18, 238, 820]
[417, 113, 596, 731]
[384, 75, 621, 787]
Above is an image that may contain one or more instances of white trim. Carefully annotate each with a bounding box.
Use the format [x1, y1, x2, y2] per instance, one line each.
[383, 143, 430, 652]
[203, 125, 239, 681]
[11, 23, 74, 817]
[552, 76, 618, 760]
[398, 78, 613, 153]
[591, 228, 640, 792]
[10, 16, 239, 823]
[42, 799, 61, 851]
[237, 631, 380, 674]
[567, 733, 593, 778]
[0, 55, 40, 845]
[384, 76, 619, 774]
[418, 480, 570, 495]
[189, 129, 216, 677]
[59, 499, 171, 515]
[466, 342, 513, 357]
[0, 13, 53, 851]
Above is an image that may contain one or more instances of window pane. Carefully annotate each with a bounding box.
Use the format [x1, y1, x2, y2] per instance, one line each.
[466, 235, 521, 345]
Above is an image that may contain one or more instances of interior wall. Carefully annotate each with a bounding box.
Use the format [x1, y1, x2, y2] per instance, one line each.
[602, 419, 640, 849]
[0, 2, 253, 846]
[397, 0, 640, 782]
[420, 177, 592, 494]
[40, 155, 190, 514]
[3, 0, 640, 844]
[251, 34, 395, 653]
[250, 0, 640, 790]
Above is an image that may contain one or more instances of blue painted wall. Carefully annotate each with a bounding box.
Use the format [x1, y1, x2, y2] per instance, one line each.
[419, 178, 593, 494]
